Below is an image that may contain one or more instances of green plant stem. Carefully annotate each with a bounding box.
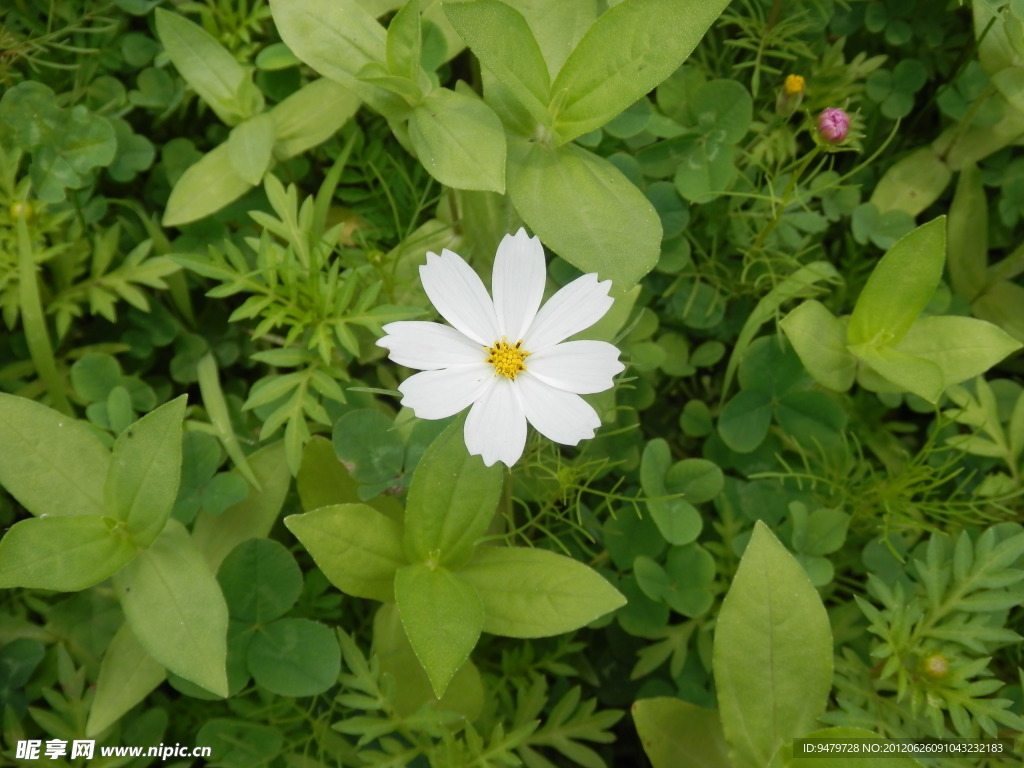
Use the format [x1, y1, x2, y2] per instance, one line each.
[16, 217, 72, 415]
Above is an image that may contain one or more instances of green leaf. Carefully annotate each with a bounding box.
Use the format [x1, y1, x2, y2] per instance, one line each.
[86, 622, 166, 737]
[386, 0, 422, 82]
[0, 393, 110, 517]
[689, 79, 752, 143]
[457, 546, 626, 637]
[507, 139, 660, 288]
[394, 562, 483, 698]
[217, 539, 303, 623]
[270, 78, 361, 160]
[404, 419, 503, 568]
[632, 697, 730, 768]
[0, 515, 137, 591]
[717, 389, 772, 453]
[665, 458, 723, 504]
[851, 343, 945, 403]
[163, 142, 254, 226]
[947, 164, 989, 300]
[847, 216, 946, 347]
[115, 520, 229, 697]
[444, 0, 551, 127]
[226, 114, 275, 186]
[105, 395, 187, 547]
[409, 87, 506, 192]
[247, 618, 340, 697]
[870, 147, 952, 217]
[673, 139, 737, 204]
[549, 0, 731, 143]
[789, 727, 925, 767]
[155, 9, 259, 125]
[780, 300, 857, 392]
[663, 544, 716, 617]
[713, 522, 832, 768]
[285, 503, 406, 601]
[894, 316, 1022, 387]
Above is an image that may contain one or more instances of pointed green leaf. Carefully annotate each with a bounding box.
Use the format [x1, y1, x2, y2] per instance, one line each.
[507, 139, 660, 288]
[947, 164, 988, 300]
[163, 142, 254, 226]
[713, 521, 832, 768]
[894, 315, 1021, 387]
[780, 300, 857, 392]
[0, 515, 137, 591]
[847, 217, 946, 347]
[404, 419, 503, 568]
[386, 0, 422, 82]
[285, 503, 406, 601]
[851, 343, 945, 403]
[105, 395, 187, 547]
[86, 622, 166, 737]
[226, 114, 275, 186]
[394, 563, 483, 698]
[409, 87, 506, 192]
[632, 697, 730, 768]
[0, 393, 110, 517]
[270, 78, 361, 160]
[115, 520, 229, 697]
[457, 546, 626, 637]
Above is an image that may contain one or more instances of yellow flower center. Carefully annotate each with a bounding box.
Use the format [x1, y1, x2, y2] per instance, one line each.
[783, 74, 805, 96]
[485, 338, 530, 379]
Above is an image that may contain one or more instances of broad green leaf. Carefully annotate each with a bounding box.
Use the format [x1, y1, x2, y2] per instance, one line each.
[115, 520, 229, 697]
[0, 515, 137, 591]
[947, 164, 989, 301]
[673, 139, 737, 204]
[0, 393, 110, 517]
[217, 539, 303, 623]
[86, 622, 166, 737]
[395, 562, 483, 697]
[780, 300, 856, 392]
[870, 147, 952, 217]
[247, 618, 340, 697]
[285, 503, 406, 601]
[851, 343, 945, 403]
[775, 391, 847, 448]
[665, 458, 723, 504]
[457, 546, 626, 637]
[386, 0, 422, 82]
[718, 389, 772, 453]
[847, 217, 946, 347]
[296, 435, 360, 510]
[270, 78, 361, 160]
[974, 280, 1024, 343]
[663, 544, 716, 617]
[549, 0, 731, 143]
[444, 0, 551, 126]
[894, 315, 1021, 386]
[163, 142, 253, 226]
[713, 522, 832, 768]
[632, 697, 730, 768]
[192, 441, 292, 570]
[689, 79, 752, 143]
[507, 139, 660, 288]
[408, 87, 506, 192]
[404, 419, 503, 568]
[155, 9, 259, 125]
[105, 395, 187, 547]
[226, 114, 275, 186]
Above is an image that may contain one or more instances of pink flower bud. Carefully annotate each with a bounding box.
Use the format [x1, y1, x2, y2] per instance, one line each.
[818, 108, 850, 144]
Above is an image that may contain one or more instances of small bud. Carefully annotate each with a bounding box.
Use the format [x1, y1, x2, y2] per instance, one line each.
[776, 74, 806, 117]
[817, 108, 850, 144]
[921, 653, 949, 679]
[9, 201, 33, 221]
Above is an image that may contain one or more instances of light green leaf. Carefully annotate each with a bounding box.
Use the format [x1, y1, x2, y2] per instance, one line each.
[386, 0, 422, 82]
[114, 520, 229, 697]
[894, 315, 1021, 387]
[632, 697, 730, 768]
[270, 78, 361, 160]
[404, 419, 503, 568]
[507, 139, 660, 288]
[163, 142, 253, 226]
[870, 147, 952, 217]
[395, 562, 483, 697]
[0, 515, 137, 591]
[549, 0, 731, 143]
[0, 393, 110, 517]
[155, 9, 259, 125]
[86, 622, 166, 737]
[408, 87, 506, 192]
[105, 395, 187, 547]
[457, 546, 626, 637]
[226, 114, 275, 186]
[851, 343, 945, 403]
[947, 164, 989, 301]
[285, 503, 406, 601]
[444, 0, 551, 127]
[847, 217, 946, 347]
[713, 521, 832, 768]
[780, 301, 857, 392]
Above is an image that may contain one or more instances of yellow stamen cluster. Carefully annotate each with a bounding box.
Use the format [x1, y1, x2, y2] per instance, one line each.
[485, 339, 530, 379]
[783, 74, 805, 96]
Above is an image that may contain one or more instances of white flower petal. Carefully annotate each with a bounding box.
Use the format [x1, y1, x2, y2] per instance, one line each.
[419, 249, 499, 345]
[465, 378, 528, 467]
[398, 365, 494, 419]
[492, 228, 546, 341]
[515, 373, 602, 446]
[377, 321, 485, 370]
[522, 273, 614, 351]
[527, 340, 624, 394]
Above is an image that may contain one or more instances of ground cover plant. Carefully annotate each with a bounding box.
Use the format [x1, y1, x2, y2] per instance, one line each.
[2, 0, 1024, 766]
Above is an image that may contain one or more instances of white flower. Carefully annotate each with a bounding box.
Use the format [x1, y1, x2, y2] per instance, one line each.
[377, 229, 624, 467]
